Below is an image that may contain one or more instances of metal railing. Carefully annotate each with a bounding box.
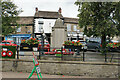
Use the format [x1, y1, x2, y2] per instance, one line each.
[16, 46, 120, 63]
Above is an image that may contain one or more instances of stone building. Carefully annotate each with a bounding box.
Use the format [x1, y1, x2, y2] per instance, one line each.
[5, 7, 83, 46]
[5, 16, 34, 45]
[33, 7, 84, 44]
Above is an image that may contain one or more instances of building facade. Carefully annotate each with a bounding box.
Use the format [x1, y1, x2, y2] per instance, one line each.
[5, 16, 34, 45]
[33, 7, 84, 44]
[5, 7, 85, 45]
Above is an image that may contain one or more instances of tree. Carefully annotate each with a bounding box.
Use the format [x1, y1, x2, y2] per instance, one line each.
[75, 2, 120, 52]
[2, 0, 22, 36]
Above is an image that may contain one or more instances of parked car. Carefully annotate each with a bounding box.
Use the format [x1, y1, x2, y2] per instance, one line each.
[79, 40, 87, 51]
[0, 40, 17, 47]
[38, 41, 50, 51]
[86, 40, 101, 52]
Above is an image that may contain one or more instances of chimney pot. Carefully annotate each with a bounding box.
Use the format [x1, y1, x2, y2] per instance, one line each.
[58, 7, 62, 14]
[36, 7, 38, 12]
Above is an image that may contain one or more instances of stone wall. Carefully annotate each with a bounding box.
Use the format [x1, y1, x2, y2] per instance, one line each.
[1, 59, 119, 78]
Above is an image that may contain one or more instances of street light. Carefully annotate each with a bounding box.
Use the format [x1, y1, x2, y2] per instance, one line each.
[77, 30, 80, 41]
[70, 32, 73, 41]
[40, 28, 45, 55]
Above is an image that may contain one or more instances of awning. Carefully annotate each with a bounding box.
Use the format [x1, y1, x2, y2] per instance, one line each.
[6, 34, 31, 37]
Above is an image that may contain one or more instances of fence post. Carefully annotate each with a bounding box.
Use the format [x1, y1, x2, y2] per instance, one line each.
[83, 47, 85, 61]
[110, 54, 114, 62]
[105, 49, 107, 62]
[61, 46, 63, 60]
[39, 46, 41, 60]
[105, 53, 107, 62]
[17, 45, 19, 59]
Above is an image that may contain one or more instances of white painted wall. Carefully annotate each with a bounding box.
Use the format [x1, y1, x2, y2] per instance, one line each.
[34, 18, 56, 33]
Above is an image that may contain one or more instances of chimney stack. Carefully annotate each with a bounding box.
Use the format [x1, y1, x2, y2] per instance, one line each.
[58, 7, 62, 14]
[35, 7, 38, 12]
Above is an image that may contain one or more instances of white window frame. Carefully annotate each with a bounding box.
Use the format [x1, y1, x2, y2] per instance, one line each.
[67, 24, 71, 31]
[16, 27, 21, 32]
[73, 25, 77, 31]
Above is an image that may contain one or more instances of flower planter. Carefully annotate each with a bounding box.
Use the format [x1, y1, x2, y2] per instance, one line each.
[20, 43, 39, 51]
[32, 44, 38, 47]
[20, 43, 32, 51]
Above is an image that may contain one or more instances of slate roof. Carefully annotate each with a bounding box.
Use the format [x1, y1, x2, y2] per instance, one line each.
[34, 11, 63, 19]
[64, 17, 79, 24]
[16, 16, 34, 24]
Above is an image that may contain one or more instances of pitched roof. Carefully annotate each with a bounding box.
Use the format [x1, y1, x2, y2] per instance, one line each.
[34, 11, 63, 19]
[64, 17, 79, 24]
[16, 16, 34, 24]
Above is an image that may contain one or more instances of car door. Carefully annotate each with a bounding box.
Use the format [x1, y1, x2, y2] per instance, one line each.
[87, 41, 93, 49]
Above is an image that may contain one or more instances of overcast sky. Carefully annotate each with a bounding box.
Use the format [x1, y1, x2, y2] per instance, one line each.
[12, 0, 79, 18]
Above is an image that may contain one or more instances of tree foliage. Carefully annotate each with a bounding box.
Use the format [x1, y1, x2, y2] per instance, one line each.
[75, 2, 120, 50]
[2, 0, 22, 36]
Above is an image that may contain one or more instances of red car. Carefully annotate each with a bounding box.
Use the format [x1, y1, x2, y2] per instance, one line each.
[0, 40, 17, 47]
[38, 41, 50, 51]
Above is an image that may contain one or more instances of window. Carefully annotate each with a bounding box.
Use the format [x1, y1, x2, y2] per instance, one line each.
[67, 24, 71, 31]
[16, 27, 21, 32]
[73, 25, 77, 31]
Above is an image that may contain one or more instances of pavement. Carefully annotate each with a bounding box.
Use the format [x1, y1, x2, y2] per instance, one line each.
[1, 72, 92, 78]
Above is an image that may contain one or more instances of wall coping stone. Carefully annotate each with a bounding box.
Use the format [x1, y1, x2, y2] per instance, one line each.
[1, 59, 119, 66]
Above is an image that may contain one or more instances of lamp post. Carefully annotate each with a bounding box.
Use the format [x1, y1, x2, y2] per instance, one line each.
[70, 33, 72, 41]
[40, 28, 45, 55]
[77, 30, 80, 41]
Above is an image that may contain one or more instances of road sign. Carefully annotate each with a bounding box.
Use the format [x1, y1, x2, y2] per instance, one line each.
[27, 52, 42, 80]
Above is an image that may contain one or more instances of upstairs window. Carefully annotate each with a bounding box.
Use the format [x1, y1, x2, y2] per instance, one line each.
[73, 25, 77, 31]
[67, 24, 71, 31]
[16, 27, 21, 32]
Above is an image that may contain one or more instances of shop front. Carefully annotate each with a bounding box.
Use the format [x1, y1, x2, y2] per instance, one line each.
[5, 34, 31, 45]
